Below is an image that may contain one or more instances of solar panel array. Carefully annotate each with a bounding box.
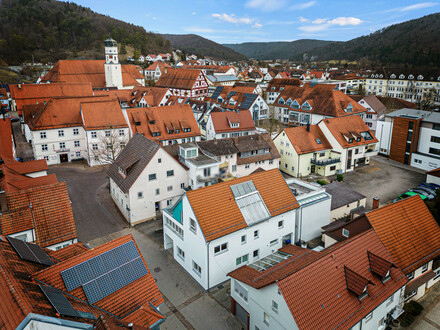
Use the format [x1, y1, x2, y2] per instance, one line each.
[7, 236, 54, 266]
[227, 91, 236, 99]
[40, 285, 80, 318]
[240, 93, 258, 110]
[211, 86, 223, 100]
[248, 251, 292, 272]
[61, 241, 148, 305]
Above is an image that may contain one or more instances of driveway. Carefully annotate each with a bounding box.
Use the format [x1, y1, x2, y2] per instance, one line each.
[340, 156, 426, 208]
[48, 163, 128, 242]
[412, 281, 440, 329]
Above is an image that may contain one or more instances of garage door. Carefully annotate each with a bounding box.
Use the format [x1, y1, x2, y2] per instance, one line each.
[235, 301, 248, 328]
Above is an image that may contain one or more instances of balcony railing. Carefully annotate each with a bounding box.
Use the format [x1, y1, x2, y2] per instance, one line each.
[365, 148, 377, 153]
[311, 158, 341, 166]
[196, 174, 220, 183]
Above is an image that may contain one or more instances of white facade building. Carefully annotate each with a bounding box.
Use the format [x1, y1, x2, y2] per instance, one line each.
[163, 169, 300, 290]
[108, 133, 188, 225]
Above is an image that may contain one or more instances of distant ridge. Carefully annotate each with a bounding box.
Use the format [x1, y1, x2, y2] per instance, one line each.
[225, 13, 440, 67]
[163, 34, 248, 62]
[224, 39, 333, 60]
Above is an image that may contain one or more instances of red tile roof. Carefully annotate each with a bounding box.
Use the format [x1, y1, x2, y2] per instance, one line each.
[10, 83, 94, 115]
[24, 95, 111, 130]
[0, 118, 14, 159]
[210, 110, 256, 133]
[321, 115, 378, 148]
[0, 234, 162, 328]
[277, 230, 407, 330]
[81, 99, 128, 130]
[185, 169, 299, 241]
[32, 235, 164, 327]
[282, 125, 332, 154]
[2, 158, 48, 174]
[0, 162, 58, 192]
[366, 195, 440, 273]
[41, 60, 143, 88]
[0, 182, 77, 247]
[145, 61, 171, 71]
[127, 104, 201, 142]
[47, 242, 90, 262]
[156, 68, 204, 90]
[427, 167, 440, 178]
[275, 83, 366, 118]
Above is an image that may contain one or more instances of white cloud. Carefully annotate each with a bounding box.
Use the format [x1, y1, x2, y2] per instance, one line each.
[298, 24, 329, 32]
[245, 0, 287, 12]
[253, 22, 263, 28]
[298, 16, 309, 22]
[291, 1, 316, 10]
[399, 2, 437, 11]
[212, 13, 253, 25]
[192, 12, 196, 15]
[152, 17, 158, 20]
[312, 18, 328, 24]
[328, 17, 363, 26]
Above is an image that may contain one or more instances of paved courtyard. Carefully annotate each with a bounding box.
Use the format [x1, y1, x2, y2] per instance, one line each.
[412, 282, 440, 329]
[50, 164, 242, 330]
[337, 155, 426, 209]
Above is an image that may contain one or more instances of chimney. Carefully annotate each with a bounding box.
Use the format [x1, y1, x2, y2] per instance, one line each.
[18, 84, 22, 89]
[234, 137, 238, 144]
[257, 134, 262, 141]
[306, 122, 310, 132]
[372, 197, 380, 210]
[0, 191, 8, 213]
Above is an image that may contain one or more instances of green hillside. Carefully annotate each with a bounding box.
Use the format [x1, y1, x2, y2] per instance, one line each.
[0, 0, 172, 65]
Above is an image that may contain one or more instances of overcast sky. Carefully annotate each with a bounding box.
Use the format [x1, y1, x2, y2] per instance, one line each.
[63, 0, 439, 43]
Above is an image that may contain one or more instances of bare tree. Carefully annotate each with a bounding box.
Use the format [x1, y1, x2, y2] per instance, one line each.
[90, 130, 128, 165]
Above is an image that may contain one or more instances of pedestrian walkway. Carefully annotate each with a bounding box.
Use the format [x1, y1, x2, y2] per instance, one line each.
[11, 120, 34, 160]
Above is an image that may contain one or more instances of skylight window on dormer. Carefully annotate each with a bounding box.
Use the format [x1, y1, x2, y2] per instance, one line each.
[292, 100, 300, 109]
[346, 103, 353, 113]
[408, 74, 414, 80]
[390, 74, 396, 79]
[301, 101, 311, 111]
[278, 97, 285, 105]
[399, 74, 405, 79]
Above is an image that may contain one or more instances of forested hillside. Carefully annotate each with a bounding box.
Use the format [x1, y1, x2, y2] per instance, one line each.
[164, 34, 247, 62]
[224, 39, 333, 60]
[0, 0, 172, 65]
[292, 13, 440, 66]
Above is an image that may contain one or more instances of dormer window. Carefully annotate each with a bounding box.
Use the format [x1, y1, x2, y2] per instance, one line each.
[183, 128, 191, 133]
[417, 75, 424, 80]
[118, 166, 127, 177]
[217, 97, 223, 103]
[356, 137, 361, 142]
[399, 74, 405, 79]
[359, 286, 368, 301]
[390, 74, 396, 79]
[349, 138, 354, 143]
[168, 129, 174, 134]
[345, 103, 353, 113]
[342, 228, 349, 237]
[280, 87, 284, 91]
[152, 132, 161, 137]
[408, 74, 414, 79]
[278, 98, 285, 105]
[149, 120, 155, 125]
[175, 129, 180, 134]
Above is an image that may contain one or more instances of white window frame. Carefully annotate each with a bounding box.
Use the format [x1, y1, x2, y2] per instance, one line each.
[190, 218, 197, 234]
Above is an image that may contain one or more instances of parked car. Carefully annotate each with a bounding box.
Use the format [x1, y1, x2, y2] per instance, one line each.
[420, 182, 440, 190]
[408, 188, 434, 200]
[398, 191, 428, 201]
[417, 185, 437, 195]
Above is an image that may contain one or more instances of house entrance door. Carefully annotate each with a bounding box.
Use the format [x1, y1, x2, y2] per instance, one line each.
[311, 165, 315, 173]
[59, 154, 68, 163]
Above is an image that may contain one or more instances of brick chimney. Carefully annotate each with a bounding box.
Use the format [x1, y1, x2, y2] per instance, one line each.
[372, 197, 380, 210]
[0, 191, 8, 213]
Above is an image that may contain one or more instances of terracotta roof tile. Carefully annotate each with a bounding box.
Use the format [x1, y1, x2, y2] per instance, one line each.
[366, 195, 440, 273]
[81, 99, 128, 130]
[23, 95, 111, 131]
[47, 242, 90, 262]
[321, 115, 378, 148]
[185, 169, 299, 241]
[32, 235, 164, 327]
[127, 105, 201, 142]
[210, 110, 256, 133]
[277, 230, 407, 330]
[282, 125, 332, 154]
[0, 182, 77, 247]
[2, 158, 48, 174]
[0, 118, 14, 159]
[41, 60, 143, 88]
[10, 83, 94, 115]
[156, 68, 204, 90]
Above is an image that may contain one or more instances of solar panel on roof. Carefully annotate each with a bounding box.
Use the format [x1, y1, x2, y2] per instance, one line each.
[62, 241, 148, 304]
[227, 91, 236, 99]
[211, 86, 223, 100]
[240, 93, 258, 110]
[40, 285, 80, 318]
[7, 236, 54, 266]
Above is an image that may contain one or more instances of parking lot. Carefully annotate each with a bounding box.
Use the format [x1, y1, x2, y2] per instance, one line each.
[340, 155, 426, 208]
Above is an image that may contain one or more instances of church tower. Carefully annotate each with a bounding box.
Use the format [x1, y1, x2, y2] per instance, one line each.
[104, 37, 123, 89]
